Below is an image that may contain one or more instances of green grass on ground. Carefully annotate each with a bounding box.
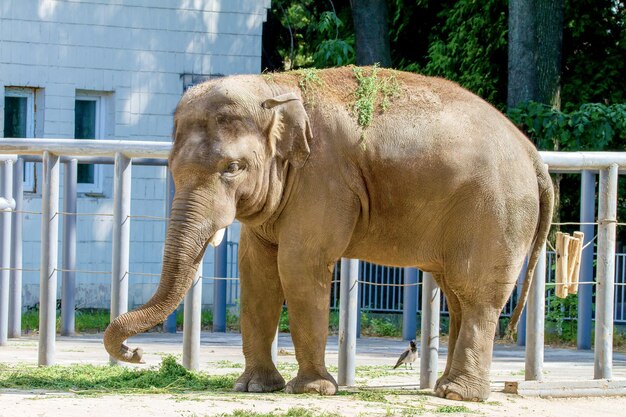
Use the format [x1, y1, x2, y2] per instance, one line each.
[0, 355, 236, 394]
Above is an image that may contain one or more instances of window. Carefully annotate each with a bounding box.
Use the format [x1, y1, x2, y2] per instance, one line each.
[4, 88, 36, 192]
[75, 95, 104, 193]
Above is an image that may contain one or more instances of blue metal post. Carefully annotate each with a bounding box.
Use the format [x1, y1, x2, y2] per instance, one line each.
[402, 267, 418, 341]
[213, 228, 228, 333]
[516, 259, 529, 346]
[164, 172, 177, 333]
[578, 170, 595, 350]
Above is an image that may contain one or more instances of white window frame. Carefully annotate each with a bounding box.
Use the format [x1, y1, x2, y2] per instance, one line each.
[75, 94, 104, 194]
[4, 88, 36, 192]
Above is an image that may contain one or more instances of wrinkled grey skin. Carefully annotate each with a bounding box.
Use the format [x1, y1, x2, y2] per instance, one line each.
[104, 67, 553, 401]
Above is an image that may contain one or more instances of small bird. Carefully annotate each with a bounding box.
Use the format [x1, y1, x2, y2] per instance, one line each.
[393, 339, 418, 370]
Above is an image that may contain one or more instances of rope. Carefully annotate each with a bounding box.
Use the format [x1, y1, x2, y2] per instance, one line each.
[14, 211, 168, 220]
[552, 221, 598, 226]
[3, 267, 626, 287]
[0, 267, 40, 272]
[199, 276, 240, 281]
[546, 281, 626, 287]
[547, 233, 598, 253]
[12, 210, 43, 215]
[128, 271, 161, 278]
[356, 280, 420, 287]
[54, 268, 111, 275]
[551, 221, 626, 226]
[128, 215, 169, 221]
[57, 211, 114, 218]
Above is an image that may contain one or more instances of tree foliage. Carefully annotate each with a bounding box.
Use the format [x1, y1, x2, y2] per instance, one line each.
[561, 0, 626, 110]
[419, 0, 509, 106]
[264, 0, 355, 69]
[508, 102, 626, 151]
[264, 1, 625, 110]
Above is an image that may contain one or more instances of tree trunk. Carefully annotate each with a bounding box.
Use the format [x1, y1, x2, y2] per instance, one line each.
[508, 0, 564, 243]
[507, 0, 563, 109]
[350, 0, 392, 67]
[507, 0, 538, 108]
[535, 0, 564, 109]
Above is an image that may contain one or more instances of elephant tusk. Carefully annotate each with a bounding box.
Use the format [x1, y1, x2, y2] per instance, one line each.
[208, 228, 226, 247]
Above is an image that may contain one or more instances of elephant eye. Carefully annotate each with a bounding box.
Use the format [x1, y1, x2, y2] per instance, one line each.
[225, 162, 241, 175]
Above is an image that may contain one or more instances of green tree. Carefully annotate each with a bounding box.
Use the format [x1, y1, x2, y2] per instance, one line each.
[421, 0, 509, 106]
[561, 0, 626, 109]
[263, 0, 355, 70]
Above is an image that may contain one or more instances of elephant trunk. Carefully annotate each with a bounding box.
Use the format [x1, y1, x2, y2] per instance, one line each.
[104, 196, 215, 363]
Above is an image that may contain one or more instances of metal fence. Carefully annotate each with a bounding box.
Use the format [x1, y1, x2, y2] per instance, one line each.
[2, 140, 626, 379]
[329, 251, 626, 324]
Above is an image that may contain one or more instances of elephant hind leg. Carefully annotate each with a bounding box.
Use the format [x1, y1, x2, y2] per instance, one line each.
[435, 277, 517, 401]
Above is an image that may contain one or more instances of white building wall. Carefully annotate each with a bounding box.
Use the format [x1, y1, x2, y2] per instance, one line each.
[0, 0, 264, 310]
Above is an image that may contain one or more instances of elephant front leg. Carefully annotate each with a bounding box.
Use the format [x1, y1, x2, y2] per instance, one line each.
[234, 229, 285, 393]
[279, 258, 338, 396]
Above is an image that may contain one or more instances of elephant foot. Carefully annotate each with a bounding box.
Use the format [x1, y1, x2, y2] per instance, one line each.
[119, 344, 144, 364]
[234, 366, 285, 393]
[285, 371, 338, 395]
[434, 374, 490, 402]
[435, 372, 449, 391]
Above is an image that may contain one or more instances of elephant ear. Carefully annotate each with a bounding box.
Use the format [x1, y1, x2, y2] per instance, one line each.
[262, 92, 312, 169]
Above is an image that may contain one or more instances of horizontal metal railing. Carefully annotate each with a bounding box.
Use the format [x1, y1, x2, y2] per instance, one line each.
[1, 138, 625, 382]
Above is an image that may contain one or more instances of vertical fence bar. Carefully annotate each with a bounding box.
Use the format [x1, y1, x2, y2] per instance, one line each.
[420, 271, 440, 389]
[213, 228, 228, 333]
[38, 151, 60, 366]
[338, 258, 359, 386]
[402, 267, 418, 341]
[9, 158, 23, 338]
[271, 326, 279, 365]
[578, 170, 595, 350]
[110, 153, 132, 364]
[516, 259, 529, 346]
[0, 158, 14, 346]
[61, 159, 77, 336]
[164, 172, 178, 333]
[525, 242, 546, 381]
[356, 264, 362, 338]
[183, 262, 202, 370]
[594, 163, 618, 379]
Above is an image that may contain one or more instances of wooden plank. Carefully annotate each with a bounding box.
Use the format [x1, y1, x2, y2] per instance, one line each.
[569, 232, 584, 294]
[556, 232, 570, 298]
[504, 379, 626, 397]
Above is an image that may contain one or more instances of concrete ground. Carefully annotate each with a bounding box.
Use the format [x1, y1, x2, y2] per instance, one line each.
[1, 332, 626, 416]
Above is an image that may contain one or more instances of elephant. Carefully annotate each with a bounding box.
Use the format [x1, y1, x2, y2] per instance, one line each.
[104, 66, 553, 401]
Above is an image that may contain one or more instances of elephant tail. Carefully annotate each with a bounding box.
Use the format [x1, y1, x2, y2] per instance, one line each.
[506, 157, 554, 339]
